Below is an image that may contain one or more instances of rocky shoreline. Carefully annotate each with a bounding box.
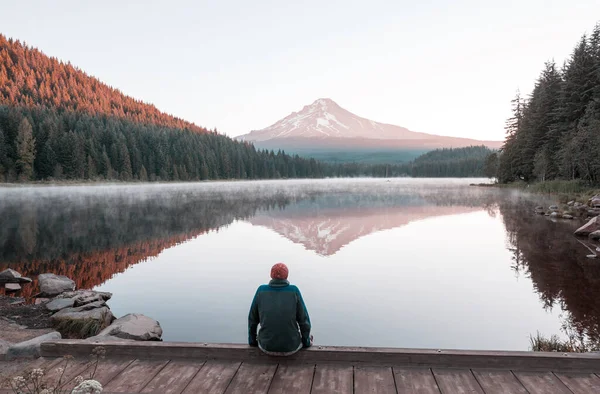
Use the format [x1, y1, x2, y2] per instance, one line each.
[0, 270, 162, 360]
[535, 194, 600, 257]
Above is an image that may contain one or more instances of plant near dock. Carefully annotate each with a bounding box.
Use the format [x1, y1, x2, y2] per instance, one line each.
[5, 346, 106, 394]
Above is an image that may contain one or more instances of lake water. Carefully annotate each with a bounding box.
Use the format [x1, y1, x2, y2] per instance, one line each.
[1, 178, 599, 351]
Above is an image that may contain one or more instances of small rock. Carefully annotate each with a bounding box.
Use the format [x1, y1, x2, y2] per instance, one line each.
[5, 331, 61, 360]
[38, 273, 76, 297]
[534, 206, 545, 214]
[575, 202, 583, 207]
[575, 217, 600, 236]
[0, 269, 32, 284]
[549, 205, 560, 212]
[567, 201, 575, 206]
[96, 313, 162, 341]
[562, 214, 574, 220]
[550, 212, 561, 218]
[590, 231, 600, 241]
[34, 298, 49, 305]
[588, 209, 600, 217]
[0, 338, 11, 359]
[46, 297, 75, 312]
[5, 283, 21, 292]
[589, 195, 600, 208]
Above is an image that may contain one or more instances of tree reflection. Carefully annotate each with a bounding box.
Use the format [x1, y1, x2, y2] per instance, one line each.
[500, 200, 600, 346]
[0, 190, 292, 297]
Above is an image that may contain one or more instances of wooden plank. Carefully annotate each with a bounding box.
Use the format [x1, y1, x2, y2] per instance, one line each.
[267, 364, 314, 394]
[354, 366, 396, 394]
[554, 372, 600, 393]
[182, 360, 241, 394]
[433, 369, 484, 394]
[224, 362, 277, 394]
[42, 357, 94, 390]
[141, 360, 205, 394]
[68, 358, 135, 391]
[103, 359, 169, 393]
[472, 370, 528, 394]
[311, 364, 353, 394]
[512, 371, 571, 394]
[393, 367, 440, 394]
[41, 340, 600, 371]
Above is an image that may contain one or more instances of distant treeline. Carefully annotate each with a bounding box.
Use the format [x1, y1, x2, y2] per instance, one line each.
[491, 22, 600, 184]
[0, 106, 494, 182]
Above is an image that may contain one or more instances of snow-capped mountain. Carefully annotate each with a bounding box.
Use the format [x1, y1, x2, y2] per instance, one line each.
[237, 98, 502, 149]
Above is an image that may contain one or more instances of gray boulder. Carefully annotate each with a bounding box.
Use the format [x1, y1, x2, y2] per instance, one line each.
[5, 331, 61, 360]
[51, 304, 114, 337]
[589, 195, 600, 208]
[567, 201, 575, 206]
[588, 209, 600, 217]
[38, 274, 75, 296]
[56, 290, 112, 307]
[563, 214, 574, 220]
[590, 230, 600, 241]
[46, 297, 75, 312]
[0, 269, 32, 284]
[534, 206, 545, 214]
[97, 313, 162, 341]
[575, 217, 600, 236]
[550, 212, 560, 218]
[549, 205, 560, 212]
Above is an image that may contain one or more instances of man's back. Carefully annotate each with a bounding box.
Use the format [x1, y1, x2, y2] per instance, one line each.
[248, 264, 311, 354]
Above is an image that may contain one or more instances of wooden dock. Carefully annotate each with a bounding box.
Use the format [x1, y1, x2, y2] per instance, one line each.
[2, 340, 600, 393]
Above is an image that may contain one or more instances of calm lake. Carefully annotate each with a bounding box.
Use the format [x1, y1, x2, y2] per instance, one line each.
[1, 178, 598, 351]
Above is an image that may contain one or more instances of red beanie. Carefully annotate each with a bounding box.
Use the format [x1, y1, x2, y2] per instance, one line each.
[270, 263, 289, 280]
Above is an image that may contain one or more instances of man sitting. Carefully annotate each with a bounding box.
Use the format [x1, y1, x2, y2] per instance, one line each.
[248, 263, 312, 355]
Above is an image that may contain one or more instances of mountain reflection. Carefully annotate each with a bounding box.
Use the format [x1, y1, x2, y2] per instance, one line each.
[250, 194, 480, 255]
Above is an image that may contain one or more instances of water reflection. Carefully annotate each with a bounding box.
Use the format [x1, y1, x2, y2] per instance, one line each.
[0, 180, 599, 349]
[499, 200, 600, 346]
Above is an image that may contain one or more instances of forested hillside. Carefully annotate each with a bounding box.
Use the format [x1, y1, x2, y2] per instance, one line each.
[409, 146, 492, 177]
[496, 22, 600, 184]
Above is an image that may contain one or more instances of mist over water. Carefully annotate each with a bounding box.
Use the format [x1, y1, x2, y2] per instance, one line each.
[1, 178, 596, 350]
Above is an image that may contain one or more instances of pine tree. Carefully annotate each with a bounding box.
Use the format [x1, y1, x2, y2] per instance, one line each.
[139, 165, 148, 181]
[15, 118, 35, 181]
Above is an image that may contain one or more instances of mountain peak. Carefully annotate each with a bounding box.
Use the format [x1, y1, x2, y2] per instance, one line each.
[237, 99, 503, 149]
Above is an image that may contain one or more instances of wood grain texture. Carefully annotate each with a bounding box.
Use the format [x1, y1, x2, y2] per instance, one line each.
[511, 371, 571, 394]
[224, 362, 277, 394]
[554, 372, 600, 393]
[103, 359, 169, 393]
[40, 340, 600, 371]
[393, 367, 440, 394]
[182, 360, 241, 394]
[267, 364, 314, 394]
[354, 366, 396, 394]
[311, 364, 353, 394]
[141, 359, 205, 394]
[472, 370, 528, 394]
[433, 369, 484, 394]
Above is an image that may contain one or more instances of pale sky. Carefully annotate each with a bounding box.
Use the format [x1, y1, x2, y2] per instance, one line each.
[2, 1, 599, 141]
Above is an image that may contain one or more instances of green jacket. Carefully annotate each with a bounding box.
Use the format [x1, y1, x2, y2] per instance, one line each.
[248, 279, 311, 353]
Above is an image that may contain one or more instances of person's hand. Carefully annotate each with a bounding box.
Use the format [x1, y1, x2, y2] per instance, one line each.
[304, 335, 314, 348]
